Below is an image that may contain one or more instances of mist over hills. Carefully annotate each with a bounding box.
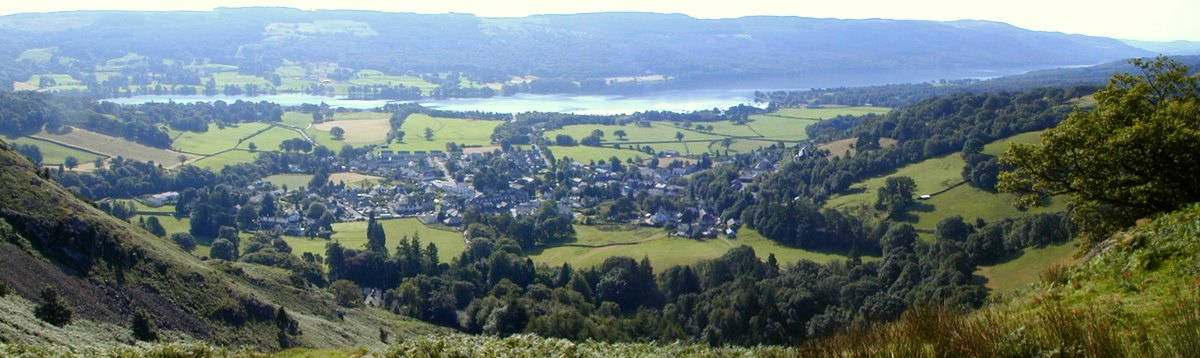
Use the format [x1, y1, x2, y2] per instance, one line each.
[0, 7, 1152, 85]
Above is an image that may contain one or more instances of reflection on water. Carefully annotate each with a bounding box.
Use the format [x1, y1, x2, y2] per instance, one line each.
[101, 89, 763, 115]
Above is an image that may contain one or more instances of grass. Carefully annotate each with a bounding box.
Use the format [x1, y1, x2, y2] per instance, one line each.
[548, 145, 651, 164]
[528, 226, 857, 269]
[35, 127, 195, 167]
[312, 113, 392, 146]
[545, 123, 725, 147]
[263, 174, 315, 189]
[283, 218, 465, 261]
[190, 150, 260, 170]
[982, 130, 1043, 157]
[212, 72, 274, 87]
[238, 126, 305, 152]
[824, 138, 1066, 236]
[16, 48, 54, 63]
[977, 240, 1081, 293]
[388, 114, 500, 152]
[329, 172, 384, 187]
[281, 111, 316, 128]
[7, 136, 104, 165]
[773, 106, 891, 119]
[172, 122, 272, 155]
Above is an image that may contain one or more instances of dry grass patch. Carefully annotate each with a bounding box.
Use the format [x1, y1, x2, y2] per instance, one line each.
[313, 118, 391, 146]
[329, 172, 384, 186]
[35, 127, 195, 167]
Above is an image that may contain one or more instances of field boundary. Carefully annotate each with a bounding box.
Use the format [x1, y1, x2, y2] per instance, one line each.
[23, 135, 112, 158]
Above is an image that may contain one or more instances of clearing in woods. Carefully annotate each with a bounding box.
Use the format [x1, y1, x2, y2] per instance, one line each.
[7, 136, 104, 166]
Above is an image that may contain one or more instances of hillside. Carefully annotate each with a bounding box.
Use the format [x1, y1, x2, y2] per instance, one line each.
[0, 137, 442, 349]
[0, 8, 1150, 88]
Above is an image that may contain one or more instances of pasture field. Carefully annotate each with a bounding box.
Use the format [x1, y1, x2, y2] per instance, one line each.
[545, 123, 725, 145]
[313, 114, 391, 146]
[8, 136, 104, 165]
[281, 111, 316, 128]
[982, 130, 1043, 157]
[16, 48, 54, 63]
[211, 72, 274, 87]
[528, 225, 856, 269]
[184, 63, 238, 73]
[744, 114, 819, 141]
[977, 240, 1081, 293]
[263, 173, 315, 189]
[772, 106, 891, 119]
[548, 145, 650, 164]
[35, 127, 195, 166]
[337, 70, 439, 93]
[823, 134, 1067, 235]
[329, 172, 384, 186]
[389, 114, 500, 152]
[171, 122, 272, 155]
[283, 218, 465, 261]
[237, 126, 305, 151]
[190, 150, 259, 170]
[817, 137, 901, 158]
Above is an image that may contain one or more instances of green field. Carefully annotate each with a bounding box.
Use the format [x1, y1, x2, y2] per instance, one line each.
[335, 70, 439, 94]
[190, 150, 260, 170]
[312, 112, 392, 146]
[983, 130, 1044, 157]
[388, 114, 501, 152]
[263, 173, 315, 189]
[16, 48, 54, 63]
[172, 122, 272, 155]
[283, 218, 465, 261]
[824, 134, 1066, 235]
[212, 72, 274, 88]
[546, 123, 725, 146]
[977, 240, 1081, 293]
[238, 126, 305, 151]
[548, 145, 650, 164]
[8, 136, 104, 165]
[528, 225, 856, 269]
[281, 111, 316, 127]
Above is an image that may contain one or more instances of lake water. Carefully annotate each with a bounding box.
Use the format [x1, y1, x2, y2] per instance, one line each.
[100, 89, 763, 115]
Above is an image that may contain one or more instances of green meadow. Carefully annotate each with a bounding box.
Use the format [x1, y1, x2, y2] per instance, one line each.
[528, 225, 858, 269]
[8, 136, 104, 165]
[283, 218, 466, 261]
[171, 122, 272, 155]
[190, 150, 260, 170]
[388, 114, 501, 152]
[548, 145, 650, 164]
[824, 131, 1065, 234]
[976, 240, 1081, 293]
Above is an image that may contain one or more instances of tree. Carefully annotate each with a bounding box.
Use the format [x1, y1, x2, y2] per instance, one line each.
[143, 216, 167, 237]
[330, 126, 346, 140]
[330, 280, 362, 308]
[675, 131, 684, 141]
[999, 57, 1200, 245]
[876, 176, 917, 219]
[424, 127, 434, 141]
[211, 239, 239, 261]
[34, 286, 73, 327]
[131, 310, 158, 341]
[171, 232, 197, 252]
[248, 142, 257, 152]
[613, 129, 627, 140]
[555, 134, 577, 146]
[591, 129, 605, 138]
[63, 156, 78, 171]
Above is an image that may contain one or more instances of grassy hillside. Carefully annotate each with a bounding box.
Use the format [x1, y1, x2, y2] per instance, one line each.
[799, 204, 1200, 356]
[0, 138, 441, 349]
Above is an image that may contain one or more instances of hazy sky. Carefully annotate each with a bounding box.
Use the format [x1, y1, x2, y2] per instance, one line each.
[3, 0, 1197, 41]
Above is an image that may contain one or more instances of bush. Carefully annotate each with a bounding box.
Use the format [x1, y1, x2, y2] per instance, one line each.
[34, 286, 73, 327]
[131, 310, 158, 341]
[170, 233, 197, 252]
[330, 280, 362, 308]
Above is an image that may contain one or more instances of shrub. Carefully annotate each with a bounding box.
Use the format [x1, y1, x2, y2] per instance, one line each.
[34, 286, 73, 327]
[131, 310, 158, 341]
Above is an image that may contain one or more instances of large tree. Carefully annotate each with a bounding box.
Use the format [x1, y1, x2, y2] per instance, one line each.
[999, 57, 1200, 245]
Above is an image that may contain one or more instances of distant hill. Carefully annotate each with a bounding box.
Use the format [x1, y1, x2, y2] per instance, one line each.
[0, 8, 1152, 85]
[1122, 39, 1200, 55]
[0, 138, 439, 348]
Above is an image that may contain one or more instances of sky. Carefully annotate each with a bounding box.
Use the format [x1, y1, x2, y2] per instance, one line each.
[1, 0, 1197, 42]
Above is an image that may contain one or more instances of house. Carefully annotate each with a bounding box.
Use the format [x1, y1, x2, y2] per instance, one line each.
[919, 194, 932, 200]
[146, 191, 179, 207]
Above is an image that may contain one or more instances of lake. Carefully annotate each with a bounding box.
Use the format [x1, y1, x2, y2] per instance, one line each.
[101, 89, 763, 115]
